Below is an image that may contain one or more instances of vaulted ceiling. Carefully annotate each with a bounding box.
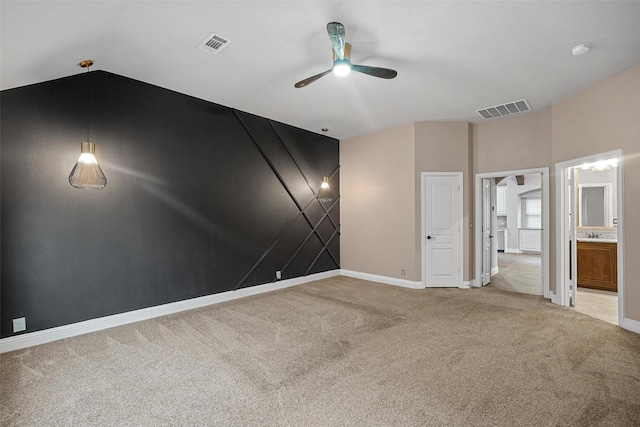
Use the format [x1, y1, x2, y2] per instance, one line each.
[2, 1, 639, 139]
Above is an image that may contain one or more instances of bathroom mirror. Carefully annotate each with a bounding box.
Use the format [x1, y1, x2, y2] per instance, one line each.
[577, 183, 614, 227]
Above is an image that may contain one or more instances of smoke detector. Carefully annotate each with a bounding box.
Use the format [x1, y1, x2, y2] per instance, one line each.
[571, 43, 591, 56]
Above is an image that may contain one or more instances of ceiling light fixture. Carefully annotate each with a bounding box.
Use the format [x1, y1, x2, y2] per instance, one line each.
[332, 60, 351, 77]
[69, 60, 107, 190]
[332, 43, 352, 76]
[294, 23, 397, 88]
[318, 177, 333, 203]
[69, 142, 107, 189]
[571, 43, 591, 56]
[578, 158, 617, 171]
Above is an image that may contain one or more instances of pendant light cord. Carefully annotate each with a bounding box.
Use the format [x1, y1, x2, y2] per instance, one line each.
[79, 60, 94, 144]
[86, 63, 91, 142]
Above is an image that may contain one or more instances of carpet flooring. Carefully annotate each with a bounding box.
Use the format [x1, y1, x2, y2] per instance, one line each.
[2, 276, 640, 426]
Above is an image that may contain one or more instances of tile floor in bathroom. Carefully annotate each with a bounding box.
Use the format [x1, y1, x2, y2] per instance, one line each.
[574, 287, 618, 325]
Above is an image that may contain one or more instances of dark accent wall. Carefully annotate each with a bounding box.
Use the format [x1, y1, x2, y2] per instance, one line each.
[0, 71, 340, 338]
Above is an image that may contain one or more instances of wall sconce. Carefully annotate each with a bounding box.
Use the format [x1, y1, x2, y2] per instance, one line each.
[69, 142, 107, 189]
[68, 59, 107, 190]
[318, 177, 333, 203]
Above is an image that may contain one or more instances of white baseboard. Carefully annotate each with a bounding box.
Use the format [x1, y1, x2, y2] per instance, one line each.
[0, 270, 341, 353]
[340, 269, 423, 289]
[491, 266, 499, 276]
[621, 316, 640, 334]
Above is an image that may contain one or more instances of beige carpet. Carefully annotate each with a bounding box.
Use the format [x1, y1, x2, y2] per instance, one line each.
[2, 276, 640, 426]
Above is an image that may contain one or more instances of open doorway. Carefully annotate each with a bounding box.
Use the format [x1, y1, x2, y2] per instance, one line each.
[555, 150, 623, 325]
[492, 175, 542, 294]
[474, 167, 550, 298]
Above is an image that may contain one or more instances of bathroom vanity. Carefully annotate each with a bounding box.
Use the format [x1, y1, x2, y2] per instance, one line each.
[577, 238, 617, 292]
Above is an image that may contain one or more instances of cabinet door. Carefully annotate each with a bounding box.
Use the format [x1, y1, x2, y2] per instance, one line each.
[497, 187, 507, 215]
[518, 229, 541, 252]
[577, 241, 617, 292]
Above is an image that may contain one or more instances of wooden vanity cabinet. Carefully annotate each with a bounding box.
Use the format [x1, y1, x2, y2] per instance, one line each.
[577, 241, 617, 292]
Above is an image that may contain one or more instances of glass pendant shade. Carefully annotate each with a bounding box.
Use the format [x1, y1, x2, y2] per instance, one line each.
[318, 177, 333, 203]
[69, 142, 107, 189]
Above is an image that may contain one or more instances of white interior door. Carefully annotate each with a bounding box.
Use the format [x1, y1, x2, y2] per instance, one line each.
[423, 173, 463, 287]
[482, 179, 491, 286]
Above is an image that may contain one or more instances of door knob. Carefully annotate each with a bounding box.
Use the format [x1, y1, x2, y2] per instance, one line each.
[427, 236, 432, 240]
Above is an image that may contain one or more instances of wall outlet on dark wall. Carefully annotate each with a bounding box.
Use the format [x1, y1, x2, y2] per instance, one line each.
[13, 317, 26, 333]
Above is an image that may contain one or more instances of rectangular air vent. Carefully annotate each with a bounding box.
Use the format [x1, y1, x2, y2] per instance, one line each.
[198, 33, 231, 55]
[476, 99, 531, 119]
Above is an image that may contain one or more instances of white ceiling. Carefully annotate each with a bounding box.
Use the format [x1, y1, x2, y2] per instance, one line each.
[2, 1, 640, 139]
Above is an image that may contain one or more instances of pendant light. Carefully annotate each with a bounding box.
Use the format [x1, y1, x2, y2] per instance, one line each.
[69, 60, 107, 190]
[69, 142, 107, 189]
[318, 177, 333, 203]
[317, 130, 333, 203]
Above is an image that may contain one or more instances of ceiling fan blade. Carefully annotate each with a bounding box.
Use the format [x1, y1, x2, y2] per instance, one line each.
[294, 69, 333, 88]
[351, 64, 398, 79]
[327, 22, 345, 60]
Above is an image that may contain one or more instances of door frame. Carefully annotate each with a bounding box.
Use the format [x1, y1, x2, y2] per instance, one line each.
[474, 167, 550, 298]
[554, 149, 624, 326]
[481, 178, 492, 286]
[421, 172, 464, 288]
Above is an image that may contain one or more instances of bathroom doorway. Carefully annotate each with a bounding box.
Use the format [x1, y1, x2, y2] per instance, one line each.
[556, 151, 622, 325]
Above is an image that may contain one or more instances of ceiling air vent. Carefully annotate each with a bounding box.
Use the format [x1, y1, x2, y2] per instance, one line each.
[476, 99, 531, 119]
[198, 33, 231, 55]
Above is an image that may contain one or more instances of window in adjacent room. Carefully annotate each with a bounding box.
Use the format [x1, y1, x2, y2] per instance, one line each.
[524, 197, 541, 228]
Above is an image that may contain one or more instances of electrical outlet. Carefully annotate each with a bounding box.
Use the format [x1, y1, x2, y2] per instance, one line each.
[13, 317, 26, 333]
[401, 270, 405, 276]
[276, 271, 281, 280]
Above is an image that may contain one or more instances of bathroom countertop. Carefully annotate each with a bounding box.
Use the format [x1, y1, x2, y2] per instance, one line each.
[576, 238, 617, 243]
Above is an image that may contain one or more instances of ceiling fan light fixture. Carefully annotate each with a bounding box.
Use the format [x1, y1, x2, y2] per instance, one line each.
[333, 59, 351, 77]
[294, 25, 396, 88]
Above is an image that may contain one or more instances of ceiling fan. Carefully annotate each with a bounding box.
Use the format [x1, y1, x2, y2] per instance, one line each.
[294, 22, 398, 88]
